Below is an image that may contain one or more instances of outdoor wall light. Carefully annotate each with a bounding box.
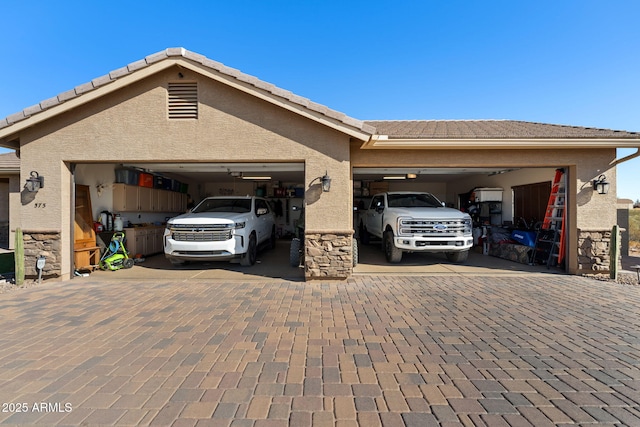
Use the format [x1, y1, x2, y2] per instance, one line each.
[321, 172, 331, 192]
[24, 171, 44, 192]
[311, 171, 331, 192]
[592, 174, 610, 195]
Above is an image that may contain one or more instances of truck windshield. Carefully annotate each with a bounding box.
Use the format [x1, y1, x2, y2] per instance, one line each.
[387, 193, 443, 208]
[192, 198, 252, 213]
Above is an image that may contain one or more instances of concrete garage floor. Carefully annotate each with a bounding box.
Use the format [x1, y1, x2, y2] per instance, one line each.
[89, 239, 564, 282]
[90, 240, 305, 282]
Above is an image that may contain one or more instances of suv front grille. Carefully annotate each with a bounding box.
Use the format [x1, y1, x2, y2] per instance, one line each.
[399, 219, 470, 237]
[170, 224, 233, 242]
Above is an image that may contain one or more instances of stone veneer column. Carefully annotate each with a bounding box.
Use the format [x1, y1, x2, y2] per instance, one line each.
[577, 228, 621, 274]
[22, 230, 61, 278]
[304, 230, 354, 279]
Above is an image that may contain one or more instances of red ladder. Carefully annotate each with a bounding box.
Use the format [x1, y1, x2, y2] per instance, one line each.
[541, 168, 566, 265]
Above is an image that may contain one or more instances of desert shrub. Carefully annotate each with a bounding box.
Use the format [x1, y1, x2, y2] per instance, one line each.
[630, 209, 640, 243]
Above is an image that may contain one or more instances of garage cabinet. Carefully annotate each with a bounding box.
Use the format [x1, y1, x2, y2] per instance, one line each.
[123, 226, 164, 257]
[113, 183, 186, 213]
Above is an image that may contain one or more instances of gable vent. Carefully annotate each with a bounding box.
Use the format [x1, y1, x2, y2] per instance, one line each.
[168, 82, 198, 119]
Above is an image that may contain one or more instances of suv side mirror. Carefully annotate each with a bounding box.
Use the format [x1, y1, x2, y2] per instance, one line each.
[257, 208, 268, 216]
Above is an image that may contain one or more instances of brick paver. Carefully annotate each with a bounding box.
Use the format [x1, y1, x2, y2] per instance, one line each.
[0, 274, 639, 425]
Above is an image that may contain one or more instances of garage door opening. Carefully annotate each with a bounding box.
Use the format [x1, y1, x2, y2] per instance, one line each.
[352, 166, 568, 275]
[72, 162, 306, 280]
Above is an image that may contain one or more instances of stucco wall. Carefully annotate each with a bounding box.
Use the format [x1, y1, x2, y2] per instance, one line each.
[17, 66, 353, 279]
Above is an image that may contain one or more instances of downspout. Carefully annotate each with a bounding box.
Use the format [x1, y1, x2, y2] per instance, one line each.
[70, 163, 76, 279]
[610, 148, 640, 166]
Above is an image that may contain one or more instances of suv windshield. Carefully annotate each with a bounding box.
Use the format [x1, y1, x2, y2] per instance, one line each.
[192, 198, 252, 213]
[387, 193, 443, 208]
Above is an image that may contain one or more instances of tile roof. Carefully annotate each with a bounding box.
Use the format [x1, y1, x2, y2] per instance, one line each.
[0, 151, 19, 171]
[0, 48, 375, 135]
[365, 120, 640, 139]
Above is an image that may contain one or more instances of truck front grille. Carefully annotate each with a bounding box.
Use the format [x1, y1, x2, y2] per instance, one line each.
[399, 219, 470, 237]
[170, 224, 233, 242]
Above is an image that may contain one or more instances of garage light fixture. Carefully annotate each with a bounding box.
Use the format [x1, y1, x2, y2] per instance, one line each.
[383, 176, 406, 180]
[241, 176, 271, 180]
[24, 171, 44, 192]
[592, 174, 610, 195]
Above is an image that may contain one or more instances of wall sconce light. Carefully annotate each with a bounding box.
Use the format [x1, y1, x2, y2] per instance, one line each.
[311, 171, 332, 192]
[24, 171, 44, 192]
[321, 172, 331, 192]
[592, 174, 609, 195]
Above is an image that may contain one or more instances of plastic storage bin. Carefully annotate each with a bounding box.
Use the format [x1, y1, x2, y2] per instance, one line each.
[115, 168, 139, 185]
[154, 175, 165, 189]
[138, 172, 154, 188]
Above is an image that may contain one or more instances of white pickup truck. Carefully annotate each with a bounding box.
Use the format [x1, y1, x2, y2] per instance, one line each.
[360, 192, 473, 263]
[164, 196, 276, 266]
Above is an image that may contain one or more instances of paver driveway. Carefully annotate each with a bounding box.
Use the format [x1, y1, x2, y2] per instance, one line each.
[0, 274, 639, 426]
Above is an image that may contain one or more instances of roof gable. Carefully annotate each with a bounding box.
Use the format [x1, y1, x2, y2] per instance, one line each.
[0, 48, 375, 146]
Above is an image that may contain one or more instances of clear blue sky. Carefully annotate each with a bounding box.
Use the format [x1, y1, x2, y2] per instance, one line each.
[1, 1, 639, 200]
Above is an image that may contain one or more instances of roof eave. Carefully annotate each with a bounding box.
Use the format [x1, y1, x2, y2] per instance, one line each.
[0, 50, 373, 144]
[0, 59, 178, 145]
[361, 136, 640, 149]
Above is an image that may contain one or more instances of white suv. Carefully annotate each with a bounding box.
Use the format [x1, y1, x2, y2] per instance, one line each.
[164, 196, 276, 266]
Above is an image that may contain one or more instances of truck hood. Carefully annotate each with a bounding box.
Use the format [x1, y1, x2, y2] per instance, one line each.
[392, 207, 470, 219]
[168, 212, 249, 225]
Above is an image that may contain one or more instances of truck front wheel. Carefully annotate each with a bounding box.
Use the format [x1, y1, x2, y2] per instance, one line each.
[384, 231, 403, 263]
[446, 250, 469, 263]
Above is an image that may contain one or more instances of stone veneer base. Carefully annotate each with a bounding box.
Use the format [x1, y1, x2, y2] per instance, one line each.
[304, 230, 353, 279]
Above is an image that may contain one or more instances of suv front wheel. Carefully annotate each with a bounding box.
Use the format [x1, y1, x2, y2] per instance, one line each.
[241, 234, 257, 266]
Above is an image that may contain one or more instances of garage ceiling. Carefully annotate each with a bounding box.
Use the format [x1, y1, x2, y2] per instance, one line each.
[120, 163, 518, 184]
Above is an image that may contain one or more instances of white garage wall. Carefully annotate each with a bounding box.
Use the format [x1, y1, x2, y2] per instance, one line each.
[387, 181, 448, 203]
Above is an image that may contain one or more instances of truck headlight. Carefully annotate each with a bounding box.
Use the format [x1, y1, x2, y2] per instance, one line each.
[397, 217, 411, 236]
[463, 218, 472, 234]
[234, 221, 246, 229]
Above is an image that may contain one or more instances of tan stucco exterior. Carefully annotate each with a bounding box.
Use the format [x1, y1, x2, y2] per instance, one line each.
[1, 48, 637, 279]
[13, 66, 356, 279]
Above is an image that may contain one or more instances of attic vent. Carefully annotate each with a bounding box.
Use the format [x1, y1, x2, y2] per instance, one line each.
[168, 82, 198, 119]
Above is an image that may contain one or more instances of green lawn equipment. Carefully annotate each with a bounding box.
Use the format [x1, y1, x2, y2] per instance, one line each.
[99, 232, 134, 271]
